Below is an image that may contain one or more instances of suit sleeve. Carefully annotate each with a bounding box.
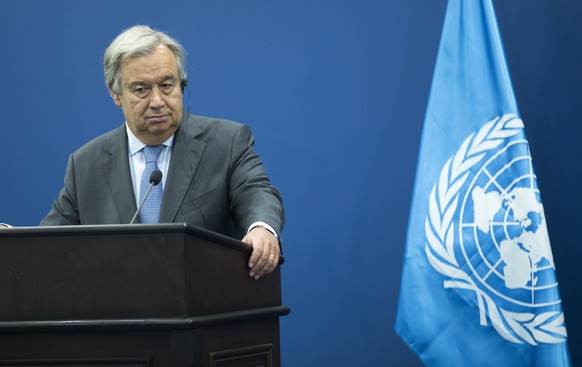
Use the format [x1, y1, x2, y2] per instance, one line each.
[227, 124, 285, 237]
[40, 155, 81, 226]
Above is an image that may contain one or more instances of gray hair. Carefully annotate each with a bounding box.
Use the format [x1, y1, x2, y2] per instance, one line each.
[104, 25, 187, 95]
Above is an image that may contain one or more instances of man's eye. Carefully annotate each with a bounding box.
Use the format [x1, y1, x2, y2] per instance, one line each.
[132, 86, 149, 97]
[161, 83, 174, 92]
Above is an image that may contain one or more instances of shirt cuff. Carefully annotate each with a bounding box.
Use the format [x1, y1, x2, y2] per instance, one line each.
[247, 221, 278, 238]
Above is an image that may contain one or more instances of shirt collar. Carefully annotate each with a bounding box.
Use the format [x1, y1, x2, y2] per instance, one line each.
[126, 123, 175, 157]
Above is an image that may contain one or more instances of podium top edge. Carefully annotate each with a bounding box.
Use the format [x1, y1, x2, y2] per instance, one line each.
[0, 223, 250, 253]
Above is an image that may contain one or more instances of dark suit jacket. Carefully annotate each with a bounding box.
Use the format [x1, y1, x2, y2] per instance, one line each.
[41, 114, 284, 239]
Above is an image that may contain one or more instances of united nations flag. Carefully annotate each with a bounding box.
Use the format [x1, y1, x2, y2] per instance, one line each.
[395, 1, 571, 366]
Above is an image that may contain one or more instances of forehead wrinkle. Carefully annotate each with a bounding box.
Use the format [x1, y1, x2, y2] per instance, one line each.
[119, 45, 179, 87]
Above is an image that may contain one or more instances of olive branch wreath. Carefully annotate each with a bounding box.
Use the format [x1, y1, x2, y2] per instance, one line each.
[424, 113, 567, 345]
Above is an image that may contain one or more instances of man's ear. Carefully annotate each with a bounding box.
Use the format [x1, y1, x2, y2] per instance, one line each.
[109, 89, 122, 107]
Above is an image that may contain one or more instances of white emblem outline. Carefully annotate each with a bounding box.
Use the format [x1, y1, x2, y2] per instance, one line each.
[425, 114, 568, 345]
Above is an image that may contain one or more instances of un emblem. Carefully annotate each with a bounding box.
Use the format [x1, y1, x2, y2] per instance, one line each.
[425, 114, 568, 345]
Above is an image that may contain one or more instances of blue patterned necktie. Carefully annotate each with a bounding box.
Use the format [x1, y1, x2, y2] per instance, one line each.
[139, 145, 164, 223]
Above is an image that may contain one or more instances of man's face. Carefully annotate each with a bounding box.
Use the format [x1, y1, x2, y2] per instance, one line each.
[112, 44, 183, 146]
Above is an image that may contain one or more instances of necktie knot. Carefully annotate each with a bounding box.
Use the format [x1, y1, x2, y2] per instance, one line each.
[144, 145, 164, 164]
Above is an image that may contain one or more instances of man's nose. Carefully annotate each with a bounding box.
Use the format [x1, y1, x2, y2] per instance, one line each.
[148, 87, 165, 108]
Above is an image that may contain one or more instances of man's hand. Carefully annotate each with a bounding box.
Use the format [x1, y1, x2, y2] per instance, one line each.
[242, 226, 280, 280]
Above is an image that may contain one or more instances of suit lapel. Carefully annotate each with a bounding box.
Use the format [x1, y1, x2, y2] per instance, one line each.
[160, 115, 206, 223]
[102, 125, 137, 223]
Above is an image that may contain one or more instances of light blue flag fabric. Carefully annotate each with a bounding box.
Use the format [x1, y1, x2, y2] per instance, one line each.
[395, 1, 571, 366]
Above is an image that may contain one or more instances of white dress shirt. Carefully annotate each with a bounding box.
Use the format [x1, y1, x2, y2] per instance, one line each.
[126, 124, 174, 208]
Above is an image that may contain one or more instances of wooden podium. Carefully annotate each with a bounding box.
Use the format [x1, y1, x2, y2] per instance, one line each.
[0, 224, 289, 366]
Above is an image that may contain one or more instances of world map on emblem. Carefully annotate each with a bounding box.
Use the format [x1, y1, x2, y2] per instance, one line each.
[459, 138, 561, 308]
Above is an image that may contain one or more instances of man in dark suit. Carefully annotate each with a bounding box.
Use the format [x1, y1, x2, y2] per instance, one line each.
[40, 25, 284, 280]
